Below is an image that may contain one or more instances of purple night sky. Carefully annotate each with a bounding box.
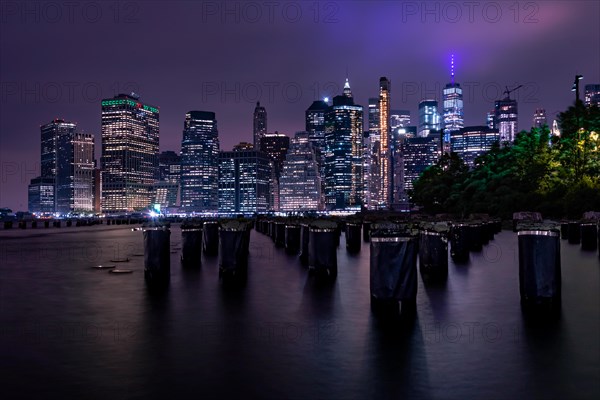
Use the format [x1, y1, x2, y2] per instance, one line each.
[1, 1, 598, 211]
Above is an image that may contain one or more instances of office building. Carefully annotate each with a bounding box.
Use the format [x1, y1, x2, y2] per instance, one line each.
[279, 132, 322, 211]
[218, 149, 272, 213]
[253, 101, 267, 149]
[584, 84, 600, 107]
[494, 97, 518, 143]
[401, 136, 441, 193]
[533, 108, 547, 129]
[418, 100, 441, 137]
[180, 111, 219, 212]
[101, 93, 159, 213]
[450, 126, 500, 168]
[324, 79, 364, 209]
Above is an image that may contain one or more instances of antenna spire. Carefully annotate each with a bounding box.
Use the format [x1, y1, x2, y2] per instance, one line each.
[451, 54, 455, 85]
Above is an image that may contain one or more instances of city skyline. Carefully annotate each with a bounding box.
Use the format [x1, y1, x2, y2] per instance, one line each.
[1, 1, 599, 211]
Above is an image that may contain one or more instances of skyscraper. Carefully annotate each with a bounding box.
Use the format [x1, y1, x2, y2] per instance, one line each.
[259, 132, 290, 211]
[30, 119, 94, 213]
[418, 100, 441, 137]
[442, 55, 464, 142]
[259, 132, 290, 178]
[378, 77, 392, 208]
[584, 84, 600, 107]
[55, 131, 95, 213]
[279, 132, 322, 211]
[305, 100, 328, 152]
[401, 136, 442, 193]
[450, 126, 500, 168]
[40, 118, 76, 180]
[366, 97, 381, 209]
[533, 108, 547, 129]
[494, 97, 518, 143]
[218, 149, 271, 213]
[180, 111, 219, 212]
[155, 150, 181, 208]
[253, 101, 267, 149]
[324, 80, 364, 209]
[390, 110, 411, 132]
[28, 177, 55, 213]
[101, 93, 159, 213]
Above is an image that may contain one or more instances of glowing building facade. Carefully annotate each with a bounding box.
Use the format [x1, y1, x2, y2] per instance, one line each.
[218, 149, 272, 213]
[378, 77, 392, 208]
[279, 132, 322, 211]
[450, 126, 500, 168]
[180, 111, 219, 212]
[324, 80, 364, 209]
[418, 100, 441, 137]
[101, 94, 159, 213]
[253, 102, 267, 149]
[494, 98, 518, 143]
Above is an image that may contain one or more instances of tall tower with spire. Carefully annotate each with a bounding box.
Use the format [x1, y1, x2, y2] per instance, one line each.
[443, 54, 464, 147]
[323, 77, 364, 209]
[253, 101, 267, 149]
[343, 77, 352, 98]
[378, 77, 392, 208]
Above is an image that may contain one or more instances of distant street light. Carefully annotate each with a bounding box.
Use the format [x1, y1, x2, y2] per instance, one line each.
[572, 74, 584, 102]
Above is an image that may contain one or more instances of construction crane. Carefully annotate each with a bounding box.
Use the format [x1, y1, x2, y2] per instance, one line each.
[503, 85, 523, 100]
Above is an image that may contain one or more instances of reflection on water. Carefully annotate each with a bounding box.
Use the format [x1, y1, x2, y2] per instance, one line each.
[0, 225, 598, 399]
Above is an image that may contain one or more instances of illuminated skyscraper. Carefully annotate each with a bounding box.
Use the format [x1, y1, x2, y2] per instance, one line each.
[378, 77, 392, 208]
[390, 110, 411, 132]
[218, 149, 271, 213]
[494, 97, 518, 143]
[55, 131, 95, 213]
[450, 126, 500, 168]
[366, 97, 381, 209]
[533, 108, 547, 129]
[40, 118, 76, 179]
[253, 101, 267, 149]
[418, 100, 441, 137]
[279, 132, 322, 211]
[584, 84, 600, 107]
[442, 55, 464, 142]
[401, 136, 441, 193]
[101, 93, 159, 213]
[180, 111, 219, 212]
[324, 80, 364, 209]
[28, 177, 55, 213]
[155, 150, 181, 208]
[260, 132, 290, 211]
[486, 110, 495, 129]
[31, 119, 94, 213]
[306, 100, 328, 152]
[306, 99, 328, 201]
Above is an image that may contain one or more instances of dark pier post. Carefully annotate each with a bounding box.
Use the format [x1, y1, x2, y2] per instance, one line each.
[450, 223, 470, 262]
[275, 222, 286, 248]
[299, 223, 310, 265]
[568, 222, 581, 244]
[181, 223, 203, 266]
[363, 221, 371, 242]
[218, 220, 252, 283]
[203, 221, 219, 256]
[308, 221, 338, 279]
[345, 222, 362, 253]
[284, 224, 301, 254]
[580, 222, 598, 251]
[419, 223, 449, 281]
[143, 226, 171, 285]
[517, 224, 561, 311]
[370, 223, 419, 316]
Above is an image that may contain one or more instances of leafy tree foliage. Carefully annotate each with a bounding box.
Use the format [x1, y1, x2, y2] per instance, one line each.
[411, 102, 600, 218]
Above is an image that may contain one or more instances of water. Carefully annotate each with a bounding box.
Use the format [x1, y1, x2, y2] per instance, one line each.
[1, 224, 598, 399]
